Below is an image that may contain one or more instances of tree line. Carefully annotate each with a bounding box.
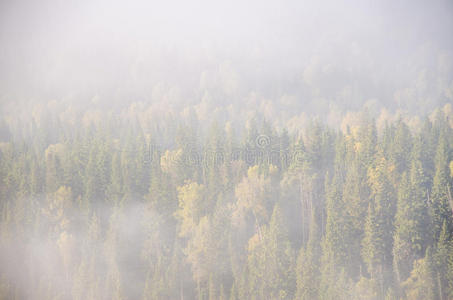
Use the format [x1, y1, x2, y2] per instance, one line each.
[0, 105, 453, 299]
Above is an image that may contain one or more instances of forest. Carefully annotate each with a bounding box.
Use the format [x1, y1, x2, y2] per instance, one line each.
[1, 0, 453, 299]
[0, 103, 453, 299]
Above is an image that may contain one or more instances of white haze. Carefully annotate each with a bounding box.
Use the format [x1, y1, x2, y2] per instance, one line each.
[1, 0, 452, 116]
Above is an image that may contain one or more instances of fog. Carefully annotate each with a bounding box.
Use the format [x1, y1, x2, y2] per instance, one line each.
[1, 0, 452, 114]
[0, 1, 453, 299]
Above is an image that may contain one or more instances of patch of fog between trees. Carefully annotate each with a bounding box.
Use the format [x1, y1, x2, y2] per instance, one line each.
[0, 198, 175, 299]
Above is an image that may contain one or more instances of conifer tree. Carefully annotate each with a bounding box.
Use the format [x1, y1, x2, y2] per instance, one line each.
[363, 150, 396, 294]
[431, 134, 453, 243]
[393, 158, 430, 284]
[296, 209, 321, 300]
[434, 221, 452, 300]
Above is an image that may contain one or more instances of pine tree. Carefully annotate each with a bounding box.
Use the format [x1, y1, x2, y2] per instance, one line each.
[343, 158, 369, 278]
[393, 157, 430, 284]
[448, 238, 453, 299]
[322, 142, 355, 284]
[362, 201, 386, 298]
[389, 119, 412, 177]
[363, 150, 396, 296]
[430, 134, 453, 243]
[434, 221, 452, 300]
[246, 204, 295, 299]
[108, 152, 123, 204]
[266, 204, 295, 299]
[357, 112, 377, 168]
[296, 209, 321, 300]
[45, 144, 63, 194]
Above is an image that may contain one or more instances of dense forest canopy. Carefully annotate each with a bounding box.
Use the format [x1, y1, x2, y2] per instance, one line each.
[1, 103, 453, 300]
[1, 0, 453, 299]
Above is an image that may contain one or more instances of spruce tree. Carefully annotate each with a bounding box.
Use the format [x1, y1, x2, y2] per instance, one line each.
[431, 134, 453, 243]
[296, 209, 320, 300]
[393, 157, 430, 284]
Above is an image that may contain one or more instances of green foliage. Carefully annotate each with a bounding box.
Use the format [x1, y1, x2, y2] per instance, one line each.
[393, 158, 430, 284]
[0, 106, 452, 300]
[296, 209, 321, 300]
